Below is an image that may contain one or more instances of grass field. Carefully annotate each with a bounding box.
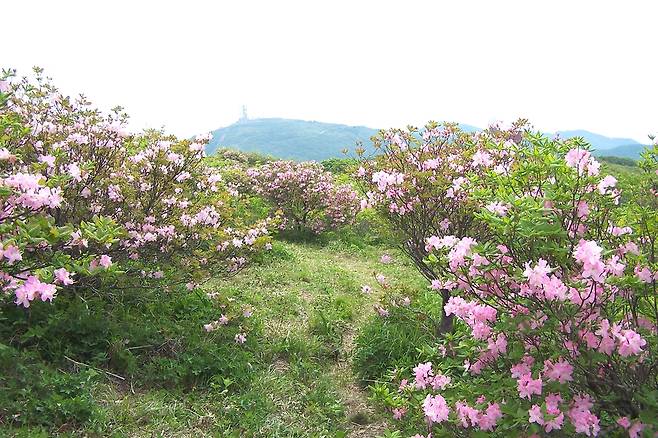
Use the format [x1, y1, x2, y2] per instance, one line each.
[2, 238, 428, 437]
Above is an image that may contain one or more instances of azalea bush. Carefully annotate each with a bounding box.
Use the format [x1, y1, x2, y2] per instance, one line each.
[0, 68, 271, 312]
[368, 129, 658, 436]
[355, 122, 522, 333]
[247, 160, 360, 234]
[0, 68, 276, 430]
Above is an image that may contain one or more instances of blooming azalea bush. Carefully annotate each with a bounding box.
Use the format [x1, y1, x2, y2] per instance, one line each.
[247, 160, 361, 234]
[1, 67, 271, 321]
[0, 68, 276, 429]
[356, 122, 523, 333]
[368, 128, 658, 436]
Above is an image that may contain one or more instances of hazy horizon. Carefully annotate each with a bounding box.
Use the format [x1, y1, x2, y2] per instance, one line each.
[4, 0, 657, 143]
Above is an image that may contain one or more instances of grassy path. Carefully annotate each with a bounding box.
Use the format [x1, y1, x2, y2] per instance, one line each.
[209, 239, 425, 437]
[80, 239, 426, 437]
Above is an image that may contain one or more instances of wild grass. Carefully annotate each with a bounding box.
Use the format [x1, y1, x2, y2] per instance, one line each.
[1, 234, 428, 437]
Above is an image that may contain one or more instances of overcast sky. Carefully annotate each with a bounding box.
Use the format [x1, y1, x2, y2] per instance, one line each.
[4, 0, 657, 142]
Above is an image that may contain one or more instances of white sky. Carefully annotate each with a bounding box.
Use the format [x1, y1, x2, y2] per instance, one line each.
[3, 0, 657, 142]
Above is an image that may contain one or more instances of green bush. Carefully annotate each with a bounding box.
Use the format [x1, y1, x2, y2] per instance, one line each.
[353, 291, 443, 384]
[0, 285, 262, 392]
[0, 344, 99, 429]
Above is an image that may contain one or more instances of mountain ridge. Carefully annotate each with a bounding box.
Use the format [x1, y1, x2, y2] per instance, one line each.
[206, 118, 647, 161]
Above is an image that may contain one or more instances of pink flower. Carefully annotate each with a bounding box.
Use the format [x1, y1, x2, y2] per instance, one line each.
[67, 163, 82, 181]
[0, 148, 12, 160]
[544, 411, 565, 433]
[472, 150, 493, 167]
[523, 259, 552, 287]
[628, 421, 645, 438]
[99, 255, 112, 269]
[478, 403, 503, 431]
[597, 175, 617, 194]
[392, 407, 407, 420]
[235, 333, 247, 344]
[565, 148, 591, 174]
[413, 362, 433, 389]
[517, 373, 543, 399]
[543, 358, 574, 384]
[38, 154, 56, 167]
[455, 402, 480, 428]
[634, 265, 653, 283]
[431, 373, 451, 390]
[422, 394, 449, 423]
[361, 285, 372, 294]
[2, 245, 22, 264]
[621, 242, 640, 255]
[426, 235, 458, 251]
[573, 239, 606, 281]
[616, 417, 631, 429]
[380, 254, 393, 264]
[587, 158, 601, 176]
[616, 329, 646, 357]
[568, 395, 600, 437]
[54, 268, 74, 285]
[528, 405, 544, 425]
[577, 200, 590, 218]
[15, 276, 57, 307]
[447, 237, 477, 270]
[485, 201, 510, 216]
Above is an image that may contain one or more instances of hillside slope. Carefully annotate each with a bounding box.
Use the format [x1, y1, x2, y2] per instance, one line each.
[592, 143, 647, 159]
[207, 118, 379, 161]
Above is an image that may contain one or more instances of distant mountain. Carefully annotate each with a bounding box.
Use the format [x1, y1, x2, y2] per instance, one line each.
[593, 144, 647, 160]
[553, 130, 642, 151]
[552, 131, 647, 159]
[206, 118, 647, 161]
[206, 118, 379, 161]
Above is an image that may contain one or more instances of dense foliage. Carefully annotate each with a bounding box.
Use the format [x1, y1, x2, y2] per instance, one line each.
[247, 160, 361, 234]
[362, 124, 658, 437]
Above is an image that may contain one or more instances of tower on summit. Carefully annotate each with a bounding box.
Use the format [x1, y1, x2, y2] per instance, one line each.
[239, 105, 248, 122]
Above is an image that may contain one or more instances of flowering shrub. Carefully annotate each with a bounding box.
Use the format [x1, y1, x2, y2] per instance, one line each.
[356, 122, 522, 333]
[247, 160, 360, 234]
[371, 129, 658, 436]
[1, 68, 270, 313]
